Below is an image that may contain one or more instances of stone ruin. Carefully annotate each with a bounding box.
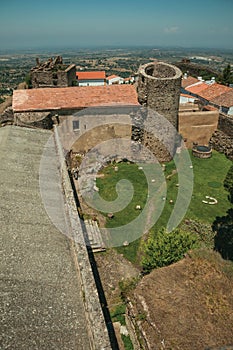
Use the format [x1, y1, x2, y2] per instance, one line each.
[30, 56, 76, 88]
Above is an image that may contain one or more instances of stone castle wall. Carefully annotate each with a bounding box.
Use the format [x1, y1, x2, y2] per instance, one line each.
[54, 126, 112, 350]
[210, 114, 233, 160]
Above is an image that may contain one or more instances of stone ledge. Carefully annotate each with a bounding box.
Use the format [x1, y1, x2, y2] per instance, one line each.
[54, 126, 112, 350]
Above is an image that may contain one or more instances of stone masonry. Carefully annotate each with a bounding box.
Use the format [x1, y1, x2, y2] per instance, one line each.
[210, 114, 233, 160]
[137, 61, 182, 161]
[30, 56, 76, 88]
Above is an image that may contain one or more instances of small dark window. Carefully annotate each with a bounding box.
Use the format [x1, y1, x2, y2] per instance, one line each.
[73, 120, 80, 130]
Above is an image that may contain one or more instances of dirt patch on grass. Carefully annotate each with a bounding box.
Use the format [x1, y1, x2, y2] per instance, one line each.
[129, 249, 233, 350]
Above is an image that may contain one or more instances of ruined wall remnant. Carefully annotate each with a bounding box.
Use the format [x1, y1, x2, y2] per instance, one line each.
[210, 114, 233, 160]
[30, 56, 76, 88]
[137, 62, 182, 161]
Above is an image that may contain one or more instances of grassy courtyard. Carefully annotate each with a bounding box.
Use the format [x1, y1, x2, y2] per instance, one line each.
[96, 151, 232, 263]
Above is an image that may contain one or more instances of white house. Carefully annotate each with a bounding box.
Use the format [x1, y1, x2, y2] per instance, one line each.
[76, 71, 106, 86]
[106, 75, 124, 85]
[180, 93, 197, 104]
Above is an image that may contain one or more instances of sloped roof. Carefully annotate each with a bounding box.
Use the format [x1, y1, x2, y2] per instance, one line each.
[203, 104, 218, 111]
[209, 88, 233, 107]
[76, 71, 106, 80]
[180, 93, 196, 99]
[198, 83, 230, 100]
[185, 82, 209, 94]
[13, 85, 139, 112]
[199, 83, 231, 101]
[106, 75, 121, 80]
[182, 76, 199, 88]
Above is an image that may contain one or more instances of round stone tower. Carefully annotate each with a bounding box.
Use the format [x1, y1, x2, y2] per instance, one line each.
[136, 61, 182, 161]
[137, 61, 182, 129]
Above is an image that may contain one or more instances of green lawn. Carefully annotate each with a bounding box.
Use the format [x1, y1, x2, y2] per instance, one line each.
[96, 161, 148, 228]
[96, 152, 232, 262]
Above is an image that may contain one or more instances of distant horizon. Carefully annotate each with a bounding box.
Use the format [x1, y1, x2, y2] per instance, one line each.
[0, 45, 233, 55]
[0, 0, 232, 52]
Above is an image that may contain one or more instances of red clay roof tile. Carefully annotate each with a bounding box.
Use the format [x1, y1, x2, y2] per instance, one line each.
[182, 76, 199, 88]
[76, 71, 106, 80]
[198, 83, 231, 101]
[185, 82, 209, 94]
[106, 75, 120, 80]
[211, 88, 233, 107]
[13, 85, 139, 112]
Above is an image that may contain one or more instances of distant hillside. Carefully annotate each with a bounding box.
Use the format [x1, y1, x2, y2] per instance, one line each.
[176, 61, 220, 80]
[129, 249, 233, 350]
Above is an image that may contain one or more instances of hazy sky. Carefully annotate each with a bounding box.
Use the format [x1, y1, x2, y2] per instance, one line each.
[0, 0, 233, 50]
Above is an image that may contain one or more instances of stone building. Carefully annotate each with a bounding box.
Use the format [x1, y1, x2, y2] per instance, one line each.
[137, 61, 182, 161]
[30, 56, 76, 88]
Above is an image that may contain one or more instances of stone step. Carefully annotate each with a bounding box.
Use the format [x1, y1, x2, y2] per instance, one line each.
[84, 219, 106, 252]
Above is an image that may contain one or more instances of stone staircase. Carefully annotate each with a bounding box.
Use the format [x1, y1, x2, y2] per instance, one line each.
[84, 219, 106, 252]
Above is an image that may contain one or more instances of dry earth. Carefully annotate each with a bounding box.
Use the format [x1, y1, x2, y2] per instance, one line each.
[129, 250, 233, 350]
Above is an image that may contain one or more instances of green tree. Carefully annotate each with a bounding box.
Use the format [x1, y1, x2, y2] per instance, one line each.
[213, 165, 233, 260]
[25, 74, 32, 88]
[141, 228, 198, 273]
[222, 64, 233, 85]
[224, 165, 233, 203]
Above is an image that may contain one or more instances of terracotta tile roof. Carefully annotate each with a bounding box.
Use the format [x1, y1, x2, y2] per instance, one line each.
[203, 104, 218, 111]
[198, 83, 231, 101]
[182, 76, 199, 88]
[180, 93, 196, 98]
[76, 71, 106, 80]
[211, 88, 233, 107]
[13, 85, 139, 112]
[185, 82, 209, 94]
[106, 75, 120, 80]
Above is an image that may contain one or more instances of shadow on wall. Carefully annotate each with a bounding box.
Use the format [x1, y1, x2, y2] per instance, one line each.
[213, 165, 233, 261]
[213, 209, 233, 261]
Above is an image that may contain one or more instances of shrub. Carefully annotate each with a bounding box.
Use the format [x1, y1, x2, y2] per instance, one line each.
[141, 228, 198, 273]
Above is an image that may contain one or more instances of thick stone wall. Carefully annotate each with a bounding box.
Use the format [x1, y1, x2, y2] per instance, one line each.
[137, 62, 182, 162]
[59, 110, 132, 154]
[218, 114, 233, 137]
[210, 114, 233, 160]
[210, 130, 233, 160]
[31, 64, 76, 88]
[54, 126, 112, 350]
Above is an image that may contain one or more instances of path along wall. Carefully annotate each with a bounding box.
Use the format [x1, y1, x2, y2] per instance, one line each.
[54, 126, 112, 350]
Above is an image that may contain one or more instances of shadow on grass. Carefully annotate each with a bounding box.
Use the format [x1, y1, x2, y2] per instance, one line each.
[213, 208, 233, 261]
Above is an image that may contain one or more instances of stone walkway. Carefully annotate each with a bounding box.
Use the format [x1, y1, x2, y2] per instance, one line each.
[0, 126, 92, 349]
